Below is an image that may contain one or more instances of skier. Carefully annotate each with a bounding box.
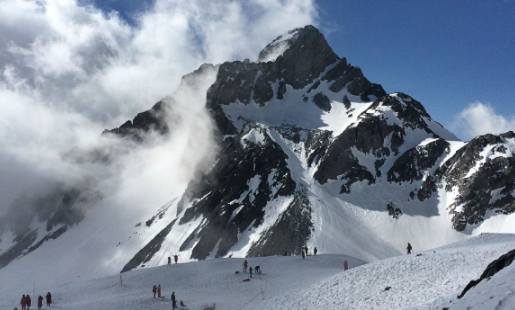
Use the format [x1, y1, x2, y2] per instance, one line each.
[171, 292, 177, 310]
[158, 284, 162, 298]
[26, 295, 31, 310]
[305, 246, 309, 255]
[249, 266, 253, 278]
[45, 292, 52, 307]
[173, 255, 179, 264]
[168, 257, 171, 266]
[407, 242, 412, 255]
[343, 260, 348, 271]
[21, 295, 26, 310]
[301, 250, 305, 259]
[37, 296, 43, 309]
[153, 285, 157, 298]
[314, 247, 318, 255]
[243, 259, 248, 273]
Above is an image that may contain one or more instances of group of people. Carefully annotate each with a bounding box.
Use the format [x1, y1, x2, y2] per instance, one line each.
[243, 259, 262, 278]
[167, 255, 179, 265]
[152, 285, 184, 309]
[301, 246, 318, 259]
[15, 292, 51, 310]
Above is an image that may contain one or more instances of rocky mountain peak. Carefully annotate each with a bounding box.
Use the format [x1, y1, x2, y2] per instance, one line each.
[258, 25, 336, 63]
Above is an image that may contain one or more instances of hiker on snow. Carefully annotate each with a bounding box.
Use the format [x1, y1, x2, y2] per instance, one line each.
[26, 295, 31, 309]
[158, 284, 162, 298]
[153, 285, 157, 298]
[37, 296, 43, 309]
[171, 292, 177, 309]
[45, 292, 52, 307]
[21, 295, 26, 310]
[344, 260, 348, 270]
[168, 257, 171, 265]
[407, 242, 412, 255]
[173, 255, 179, 264]
[301, 250, 305, 259]
[243, 259, 248, 272]
[249, 266, 253, 278]
[305, 246, 309, 255]
[314, 247, 318, 255]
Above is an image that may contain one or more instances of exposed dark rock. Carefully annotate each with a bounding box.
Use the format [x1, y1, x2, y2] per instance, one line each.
[343, 95, 351, 109]
[103, 100, 170, 142]
[387, 202, 402, 219]
[247, 193, 312, 257]
[121, 219, 178, 273]
[387, 139, 449, 183]
[177, 124, 296, 260]
[313, 92, 331, 112]
[433, 132, 515, 231]
[458, 247, 515, 299]
[305, 130, 332, 167]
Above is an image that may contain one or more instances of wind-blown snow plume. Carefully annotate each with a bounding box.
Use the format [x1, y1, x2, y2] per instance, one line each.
[0, 0, 318, 216]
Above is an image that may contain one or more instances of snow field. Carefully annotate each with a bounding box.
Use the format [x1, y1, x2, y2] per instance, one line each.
[249, 233, 515, 310]
[0, 254, 365, 310]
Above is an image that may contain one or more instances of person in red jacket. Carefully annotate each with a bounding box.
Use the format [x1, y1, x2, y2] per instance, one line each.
[37, 296, 43, 309]
[45, 292, 52, 307]
[243, 259, 248, 272]
[301, 250, 305, 259]
[21, 295, 27, 310]
[26, 295, 31, 310]
[344, 260, 348, 271]
[173, 255, 179, 264]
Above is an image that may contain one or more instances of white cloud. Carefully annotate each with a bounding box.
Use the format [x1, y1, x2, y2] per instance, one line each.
[0, 0, 317, 218]
[452, 102, 515, 140]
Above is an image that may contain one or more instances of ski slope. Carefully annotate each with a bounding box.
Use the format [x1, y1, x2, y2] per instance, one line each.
[1, 234, 513, 310]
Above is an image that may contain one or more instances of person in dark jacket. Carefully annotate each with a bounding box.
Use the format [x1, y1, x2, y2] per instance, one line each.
[314, 247, 318, 255]
[37, 296, 43, 309]
[407, 243, 412, 255]
[45, 292, 52, 307]
[153, 285, 157, 298]
[26, 295, 31, 310]
[158, 284, 161, 298]
[171, 292, 177, 309]
[305, 246, 309, 255]
[21, 295, 27, 310]
[249, 266, 253, 278]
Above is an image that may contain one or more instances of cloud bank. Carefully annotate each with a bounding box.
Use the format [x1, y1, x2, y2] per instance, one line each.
[452, 102, 515, 140]
[0, 0, 318, 218]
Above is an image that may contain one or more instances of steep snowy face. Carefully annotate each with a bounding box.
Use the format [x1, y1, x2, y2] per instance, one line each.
[427, 131, 515, 231]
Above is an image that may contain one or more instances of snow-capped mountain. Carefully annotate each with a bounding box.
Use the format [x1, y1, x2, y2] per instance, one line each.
[1, 25, 514, 285]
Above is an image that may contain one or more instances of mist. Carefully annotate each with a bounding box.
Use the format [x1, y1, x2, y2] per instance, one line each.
[0, 0, 317, 233]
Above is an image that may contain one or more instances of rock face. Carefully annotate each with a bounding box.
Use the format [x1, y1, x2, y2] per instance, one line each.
[2, 25, 515, 274]
[458, 247, 515, 299]
[429, 132, 515, 231]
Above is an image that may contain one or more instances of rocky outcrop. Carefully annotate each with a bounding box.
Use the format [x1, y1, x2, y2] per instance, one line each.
[433, 132, 515, 231]
[177, 125, 296, 260]
[387, 139, 449, 183]
[458, 247, 515, 299]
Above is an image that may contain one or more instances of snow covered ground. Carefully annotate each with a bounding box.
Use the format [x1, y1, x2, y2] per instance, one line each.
[1, 233, 513, 310]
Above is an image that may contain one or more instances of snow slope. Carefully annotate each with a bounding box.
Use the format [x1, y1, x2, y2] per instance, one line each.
[1, 234, 513, 310]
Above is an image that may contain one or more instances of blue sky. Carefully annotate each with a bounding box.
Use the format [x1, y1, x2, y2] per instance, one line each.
[86, 0, 514, 139]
